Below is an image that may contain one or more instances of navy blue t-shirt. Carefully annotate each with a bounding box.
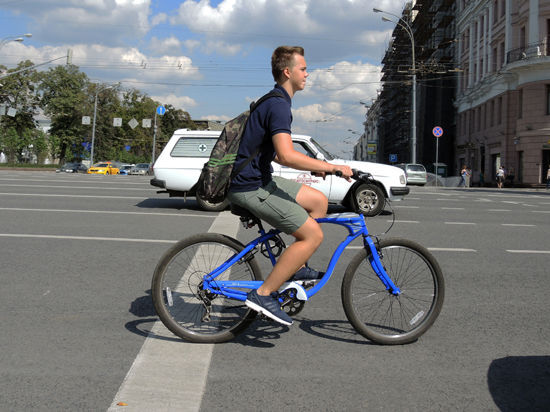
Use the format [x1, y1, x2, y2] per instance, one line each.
[229, 84, 292, 192]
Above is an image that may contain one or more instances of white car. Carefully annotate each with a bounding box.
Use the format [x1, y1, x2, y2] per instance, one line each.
[151, 129, 409, 216]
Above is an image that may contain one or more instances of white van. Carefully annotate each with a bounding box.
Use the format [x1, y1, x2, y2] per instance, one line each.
[151, 129, 409, 216]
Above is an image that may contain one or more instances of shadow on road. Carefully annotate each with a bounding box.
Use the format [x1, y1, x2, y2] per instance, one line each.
[488, 355, 550, 411]
[135, 198, 203, 210]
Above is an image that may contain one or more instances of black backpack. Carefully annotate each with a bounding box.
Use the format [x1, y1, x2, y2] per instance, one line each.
[196, 90, 284, 203]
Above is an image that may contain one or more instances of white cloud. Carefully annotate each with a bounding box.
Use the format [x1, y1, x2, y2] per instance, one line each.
[2, 0, 152, 46]
[149, 36, 183, 55]
[151, 93, 197, 111]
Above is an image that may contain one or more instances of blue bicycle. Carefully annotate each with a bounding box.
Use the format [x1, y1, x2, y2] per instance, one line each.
[151, 171, 444, 345]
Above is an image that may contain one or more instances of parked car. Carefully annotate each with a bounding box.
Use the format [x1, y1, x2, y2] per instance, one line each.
[129, 163, 151, 175]
[118, 164, 135, 175]
[151, 130, 409, 216]
[56, 162, 88, 173]
[396, 163, 427, 186]
[87, 161, 120, 175]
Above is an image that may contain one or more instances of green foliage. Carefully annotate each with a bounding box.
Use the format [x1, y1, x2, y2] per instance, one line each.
[1, 61, 197, 165]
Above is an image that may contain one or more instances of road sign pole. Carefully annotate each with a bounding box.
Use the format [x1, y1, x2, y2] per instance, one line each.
[435, 136, 439, 189]
[152, 111, 157, 164]
[432, 126, 443, 189]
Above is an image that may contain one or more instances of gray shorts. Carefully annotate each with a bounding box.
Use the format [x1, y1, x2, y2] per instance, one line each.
[227, 176, 308, 234]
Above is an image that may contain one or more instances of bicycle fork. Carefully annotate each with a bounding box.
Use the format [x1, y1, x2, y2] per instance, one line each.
[363, 236, 401, 295]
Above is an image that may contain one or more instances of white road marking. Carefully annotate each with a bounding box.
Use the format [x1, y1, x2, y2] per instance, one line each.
[442, 207, 464, 210]
[501, 224, 535, 227]
[107, 211, 240, 412]
[507, 250, 550, 254]
[444, 222, 476, 225]
[0, 207, 214, 219]
[488, 209, 511, 212]
[0, 233, 177, 243]
[428, 248, 477, 252]
[0, 192, 144, 199]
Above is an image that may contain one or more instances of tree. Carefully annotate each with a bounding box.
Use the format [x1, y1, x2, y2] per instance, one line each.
[0, 127, 23, 163]
[0, 60, 41, 162]
[39, 65, 89, 164]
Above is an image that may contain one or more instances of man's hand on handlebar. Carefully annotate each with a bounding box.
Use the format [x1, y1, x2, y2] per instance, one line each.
[312, 165, 353, 181]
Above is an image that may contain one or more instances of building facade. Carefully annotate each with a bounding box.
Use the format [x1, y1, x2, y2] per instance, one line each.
[455, 0, 550, 184]
[359, 0, 457, 173]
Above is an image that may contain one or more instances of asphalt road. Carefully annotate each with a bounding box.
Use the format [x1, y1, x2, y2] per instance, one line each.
[1, 170, 549, 411]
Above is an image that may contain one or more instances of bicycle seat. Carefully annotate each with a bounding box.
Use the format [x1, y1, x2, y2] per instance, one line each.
[230, 203, 259, 222]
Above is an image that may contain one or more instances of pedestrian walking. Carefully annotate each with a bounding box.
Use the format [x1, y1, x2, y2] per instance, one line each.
[546, 165, 550, 189]
[496, 166, 505, 189]
[458, 165, 468, 187]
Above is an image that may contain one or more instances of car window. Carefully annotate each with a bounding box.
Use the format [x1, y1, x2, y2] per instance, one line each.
[407, 165, 426, 172]
[293, 142, 316, 158]
[171, 138, 215, 158]
[96, 163, 109, 167]
[309, 138, 334, 160]
[137, 163, 149, 168]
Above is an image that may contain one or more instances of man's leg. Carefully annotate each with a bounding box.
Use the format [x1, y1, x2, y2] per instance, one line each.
[295, 184, 328, 219]
[257, 217, 323, 296]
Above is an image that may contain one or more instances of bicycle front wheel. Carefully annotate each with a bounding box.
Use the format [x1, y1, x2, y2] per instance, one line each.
[341, 238, 444, 345]
[151, 233, 263, 343]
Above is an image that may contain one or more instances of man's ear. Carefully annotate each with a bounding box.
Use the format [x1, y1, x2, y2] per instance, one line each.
[282, 66, 291, 80]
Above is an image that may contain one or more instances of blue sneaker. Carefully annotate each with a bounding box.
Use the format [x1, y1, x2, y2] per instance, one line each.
[290, 266, 324, 281]
[245, 290, 293, 326]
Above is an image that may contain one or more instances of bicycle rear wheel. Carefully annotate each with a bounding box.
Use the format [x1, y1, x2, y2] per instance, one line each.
[151, 233, 262, 343]
[341, 238, 444, 345]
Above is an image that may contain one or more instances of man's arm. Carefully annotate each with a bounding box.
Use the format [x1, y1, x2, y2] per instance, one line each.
[272, 132, 352, 179]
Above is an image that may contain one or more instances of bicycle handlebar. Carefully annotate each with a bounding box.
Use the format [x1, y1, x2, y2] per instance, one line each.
[334, 169, 373, 183]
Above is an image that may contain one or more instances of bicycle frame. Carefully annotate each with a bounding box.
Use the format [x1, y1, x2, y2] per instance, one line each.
[202, 212, 401, 301]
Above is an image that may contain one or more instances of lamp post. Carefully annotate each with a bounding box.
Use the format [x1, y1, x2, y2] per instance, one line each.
[373, 8, 417, 164]
[90, 82, 117, 166]
[0, 33, 32, 49]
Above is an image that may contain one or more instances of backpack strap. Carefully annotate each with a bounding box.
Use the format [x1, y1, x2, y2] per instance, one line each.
[230, 89, 286, 178]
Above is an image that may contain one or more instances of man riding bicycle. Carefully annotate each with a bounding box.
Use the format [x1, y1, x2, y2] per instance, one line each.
[227, 46, 352, 326]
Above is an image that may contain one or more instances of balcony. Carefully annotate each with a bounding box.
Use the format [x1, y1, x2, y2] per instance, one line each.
[507, 40, 548, 64]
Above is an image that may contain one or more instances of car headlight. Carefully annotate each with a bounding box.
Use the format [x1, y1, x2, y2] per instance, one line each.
[399, 174, 406, 184]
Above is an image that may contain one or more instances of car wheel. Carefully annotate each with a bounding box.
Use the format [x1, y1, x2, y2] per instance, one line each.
[352, 183, 385, 217]
[196, 195, 230, 212]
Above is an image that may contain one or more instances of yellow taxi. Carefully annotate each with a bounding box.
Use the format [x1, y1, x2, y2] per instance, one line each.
[87, 161, 120, 175]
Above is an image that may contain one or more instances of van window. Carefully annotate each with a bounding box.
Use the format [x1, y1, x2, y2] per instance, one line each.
[407, 164, 426, 172]
[170, 138, 216, 157]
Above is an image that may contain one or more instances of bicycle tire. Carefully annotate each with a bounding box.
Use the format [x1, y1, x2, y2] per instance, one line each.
[151, 233, 263, 343]
[341, 238, 444, 345]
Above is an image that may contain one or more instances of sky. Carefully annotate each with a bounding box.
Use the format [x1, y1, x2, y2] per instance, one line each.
[0, 0, 409, 158]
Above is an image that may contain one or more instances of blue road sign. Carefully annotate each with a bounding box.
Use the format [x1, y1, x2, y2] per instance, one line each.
[432, 126, 443, 137]
[389, 154, 398, 163]
[156, 105, 166, 116]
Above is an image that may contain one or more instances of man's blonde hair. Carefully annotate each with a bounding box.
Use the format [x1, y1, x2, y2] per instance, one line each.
[271, 46, 304, 83]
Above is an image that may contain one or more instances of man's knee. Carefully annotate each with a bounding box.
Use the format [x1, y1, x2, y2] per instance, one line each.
[294, 218, 324, 247]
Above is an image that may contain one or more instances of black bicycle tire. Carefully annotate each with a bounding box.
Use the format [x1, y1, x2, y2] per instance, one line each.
[151, 233, 263, 343]
[341, 237, 444, 345]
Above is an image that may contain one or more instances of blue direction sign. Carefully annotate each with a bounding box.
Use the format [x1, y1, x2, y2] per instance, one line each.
[432, 126, 443, 137]
[156, 105, 166, 116]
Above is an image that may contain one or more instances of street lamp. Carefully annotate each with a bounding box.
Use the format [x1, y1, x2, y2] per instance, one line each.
[90, 82, 118, 166]
[374, 8, 417, 164]
[0, 33, 32, 49]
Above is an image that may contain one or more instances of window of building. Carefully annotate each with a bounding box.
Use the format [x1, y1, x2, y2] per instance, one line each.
[493, 0, 498, 24]
[520, 27, 526, 49]
[492, 47, 498, 72]
[546, 85, 550, 115]
[498, 97, 503, 124]
[500, 42, 505, 66]
[500, 0, 505, 18]
[490, 99, 495, 126]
